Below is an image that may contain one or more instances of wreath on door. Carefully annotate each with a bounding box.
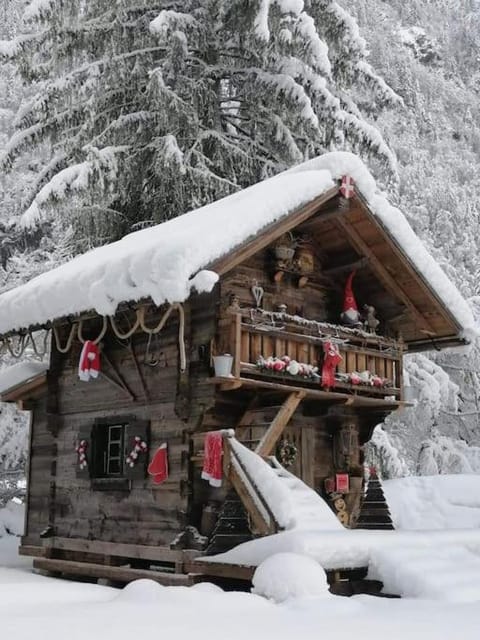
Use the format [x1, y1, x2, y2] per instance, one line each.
[276, 439, 298, 468]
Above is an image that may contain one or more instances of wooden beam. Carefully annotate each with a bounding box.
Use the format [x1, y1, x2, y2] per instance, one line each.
[185, 560, 255, 581]
[233, 313, 242, 378]
[227, 464, 273, 535]
[211, 376, 405, 408]
[18, 545, 46, 558]
[335, 216, 436, 334]
[42, 537, 196, 565]
[255, 391, 306, 456]
[33, 558, 197, 586]
[208, 187, 339, 276]
[322, 256, 369, 276]
[224, 436, 277, 535]
[354, 192, 463, 337]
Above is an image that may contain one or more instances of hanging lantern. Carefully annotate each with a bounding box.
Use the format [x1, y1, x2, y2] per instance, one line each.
[338, 424, 357, 457]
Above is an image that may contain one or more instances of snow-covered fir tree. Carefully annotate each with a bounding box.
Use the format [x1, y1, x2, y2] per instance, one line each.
[349, 0, 480, 477]
[1, 0, 399, 252]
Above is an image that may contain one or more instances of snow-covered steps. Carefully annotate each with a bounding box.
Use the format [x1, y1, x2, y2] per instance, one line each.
[227, 437, 342, 533]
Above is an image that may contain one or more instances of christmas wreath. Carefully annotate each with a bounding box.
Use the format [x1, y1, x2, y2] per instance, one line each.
[276, 439, 298, 468]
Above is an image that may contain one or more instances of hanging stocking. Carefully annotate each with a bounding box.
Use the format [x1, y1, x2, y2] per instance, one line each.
[78, 340, 101, 381]
[147, 443, 169, 485]
[322, 341, 342, 388]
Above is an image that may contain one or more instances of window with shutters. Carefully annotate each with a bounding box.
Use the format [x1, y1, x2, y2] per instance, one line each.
[84, 417, 149, 484]
[92, 421, 128, 478]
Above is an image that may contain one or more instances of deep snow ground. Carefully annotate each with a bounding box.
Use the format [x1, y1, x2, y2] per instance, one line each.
[0, 534, 479, 640]
[1, 476, 480, 639]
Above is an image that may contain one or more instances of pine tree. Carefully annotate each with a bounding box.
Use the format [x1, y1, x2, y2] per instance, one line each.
[1, 0, 399, 251]
[0, 0, 38, 272]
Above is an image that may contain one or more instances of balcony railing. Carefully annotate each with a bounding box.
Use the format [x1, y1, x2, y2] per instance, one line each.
[216, 311, 404, 401]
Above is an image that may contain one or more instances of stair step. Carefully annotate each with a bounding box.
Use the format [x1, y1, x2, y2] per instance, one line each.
[356, 523, 395, 530]
[356, 515, 394, 524]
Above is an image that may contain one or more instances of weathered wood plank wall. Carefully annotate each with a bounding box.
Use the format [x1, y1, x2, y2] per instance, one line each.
[25, 292, 218, 549]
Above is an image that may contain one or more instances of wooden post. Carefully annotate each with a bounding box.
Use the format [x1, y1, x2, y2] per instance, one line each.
[255, 390, 306, 457]
[233, 313, 242, 378]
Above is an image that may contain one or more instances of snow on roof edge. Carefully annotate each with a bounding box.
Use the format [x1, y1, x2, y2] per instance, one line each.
[0, 361, 49, 397]
[0, 151, 476, 341]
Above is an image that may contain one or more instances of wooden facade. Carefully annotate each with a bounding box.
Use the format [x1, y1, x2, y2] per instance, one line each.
[3, 188, 466, 584]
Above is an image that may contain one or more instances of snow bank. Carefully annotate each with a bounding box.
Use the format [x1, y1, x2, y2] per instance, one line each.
[252, 552, 330, 602]
[204, 527, 480, 572]
[369, 545, 480, 602]
[0, 500, 25, 537]
[1, 533, 480, 637]
[0, 152, 475, 340]
[384, 474, 480, 530]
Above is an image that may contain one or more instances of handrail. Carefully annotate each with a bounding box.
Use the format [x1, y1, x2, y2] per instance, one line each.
[223, 434, 280, 535]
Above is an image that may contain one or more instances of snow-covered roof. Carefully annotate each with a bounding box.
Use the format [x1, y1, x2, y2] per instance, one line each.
[0, 152, 475, 340]
[0, 361, 48, 399]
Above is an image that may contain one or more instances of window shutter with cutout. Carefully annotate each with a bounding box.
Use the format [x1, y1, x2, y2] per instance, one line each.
[125, 420, 150, 480]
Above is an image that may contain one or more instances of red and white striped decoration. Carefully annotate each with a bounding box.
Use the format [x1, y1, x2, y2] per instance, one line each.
[340, 175, 355, 199]
[126, 436, 148, 468]
[76, 440, 88, 470]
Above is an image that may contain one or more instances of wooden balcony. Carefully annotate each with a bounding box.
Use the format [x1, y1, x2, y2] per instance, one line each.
[215, 312, 405, 407]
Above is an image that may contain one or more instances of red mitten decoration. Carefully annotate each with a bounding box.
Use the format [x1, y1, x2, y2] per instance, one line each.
[147, 443, 169, 485]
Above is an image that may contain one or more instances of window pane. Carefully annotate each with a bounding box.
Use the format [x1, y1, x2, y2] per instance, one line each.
[92, 422, 127, 478]
[108, 459, 121, 475]
[109, 443, 120, 457]
[109, 425, 122, 440]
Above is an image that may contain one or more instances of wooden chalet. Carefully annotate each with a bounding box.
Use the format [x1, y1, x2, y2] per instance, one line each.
[0, 154, 473, 587]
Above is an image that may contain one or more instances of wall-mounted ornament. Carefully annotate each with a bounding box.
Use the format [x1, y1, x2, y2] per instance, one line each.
[147, 443, 169, 484]
[294, 241, 315, 275]
[75, 440, 88, 471]
[126, 436, 148, 468]
[274, 233, 296, 262]
[251, 281, 264, 308]
[340, 175, 355, 199]
[363, 305, 379, 334]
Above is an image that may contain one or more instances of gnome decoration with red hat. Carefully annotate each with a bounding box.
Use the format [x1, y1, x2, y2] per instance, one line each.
[340, 271, 362, 327]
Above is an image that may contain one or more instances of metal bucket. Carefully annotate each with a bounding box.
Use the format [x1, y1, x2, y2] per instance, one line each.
[213, 354, 233, 377]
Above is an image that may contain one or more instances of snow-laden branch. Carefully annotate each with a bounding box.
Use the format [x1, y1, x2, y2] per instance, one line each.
[20, 146, 130, 228]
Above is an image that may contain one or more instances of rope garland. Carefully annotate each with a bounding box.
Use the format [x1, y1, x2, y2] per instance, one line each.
[77, 316, 108, 345]
[109, 313, 140, 340]
[52, 324, 77, 353]
[1, 303, 187, 372]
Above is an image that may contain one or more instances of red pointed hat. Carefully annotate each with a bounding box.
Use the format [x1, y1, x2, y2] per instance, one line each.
[343, 271, 358, 312]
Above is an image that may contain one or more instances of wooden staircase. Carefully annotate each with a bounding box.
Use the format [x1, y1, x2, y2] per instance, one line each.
[219, 390, 305, 537]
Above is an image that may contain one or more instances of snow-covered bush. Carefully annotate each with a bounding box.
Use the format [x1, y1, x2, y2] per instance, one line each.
[252, 552, 330, 602]
[0, 499, 24, 537]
